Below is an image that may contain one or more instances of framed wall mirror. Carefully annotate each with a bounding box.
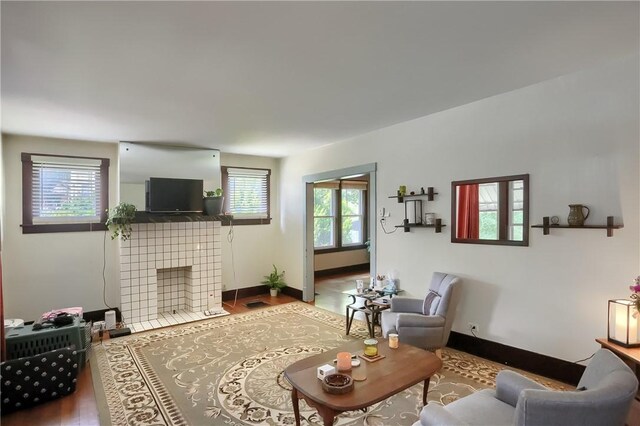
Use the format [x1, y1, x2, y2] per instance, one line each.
[451, 174, 529, 246]
[119, 142, 221, 211]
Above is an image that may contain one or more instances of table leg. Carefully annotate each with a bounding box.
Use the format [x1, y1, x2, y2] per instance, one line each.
[364, 311, 374, 337]
[345, 295, 357, 335]
[316, 405, 337, 426]
[423, 377, 431, 406]
[345, 305, 350, 334]
[292, 388, 301, 426]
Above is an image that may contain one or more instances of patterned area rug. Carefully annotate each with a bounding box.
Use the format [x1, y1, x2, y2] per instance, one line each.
[91, 302, 566, 425]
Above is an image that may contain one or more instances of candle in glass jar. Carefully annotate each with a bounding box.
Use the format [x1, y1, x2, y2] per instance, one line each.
[388, 333, 399, 349]
[364, 339, 378, 357]
[336, 352, 352, 371]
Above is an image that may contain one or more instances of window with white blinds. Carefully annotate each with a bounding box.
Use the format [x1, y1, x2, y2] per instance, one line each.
[22, 153, 109, 232]
[223, 167, 270, 221]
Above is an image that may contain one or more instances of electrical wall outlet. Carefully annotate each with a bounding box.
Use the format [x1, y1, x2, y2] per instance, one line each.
[378, 207, 391, 218]
[468, 322, 479, 333]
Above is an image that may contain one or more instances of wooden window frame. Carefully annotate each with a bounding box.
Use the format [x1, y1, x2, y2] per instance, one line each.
[221, 165, 271, 226]
[314, 183, 368, 253]
[21, 153, 109, 234]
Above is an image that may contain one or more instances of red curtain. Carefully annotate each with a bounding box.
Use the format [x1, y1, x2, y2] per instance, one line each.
[457, 184, 479, 239]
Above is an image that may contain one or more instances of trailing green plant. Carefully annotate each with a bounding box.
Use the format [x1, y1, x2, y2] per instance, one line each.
[261, 264, 287, 290]
[204, 188, 223, 197]
[105, 202, 137, 241]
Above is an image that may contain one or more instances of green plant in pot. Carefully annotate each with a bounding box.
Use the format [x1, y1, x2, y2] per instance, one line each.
[262, 264, 286, 297]
[105, 202, 137, 241]
[204, 188, 224, 216]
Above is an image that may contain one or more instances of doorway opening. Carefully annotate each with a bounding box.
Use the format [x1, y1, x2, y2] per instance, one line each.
[302, 164, 377, 307]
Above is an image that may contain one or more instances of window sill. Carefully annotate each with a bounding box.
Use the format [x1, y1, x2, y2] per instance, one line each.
[314, 245, 367, 254]
[21, 223, 108, 234]
[222, 218, 272, 226]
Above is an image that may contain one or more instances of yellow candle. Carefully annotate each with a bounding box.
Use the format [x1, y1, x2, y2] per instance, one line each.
[364, 339, 378, 357]
[336, 352, 352, 371]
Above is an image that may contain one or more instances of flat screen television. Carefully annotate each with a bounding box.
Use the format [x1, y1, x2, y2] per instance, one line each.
[145, 177, 203, 213]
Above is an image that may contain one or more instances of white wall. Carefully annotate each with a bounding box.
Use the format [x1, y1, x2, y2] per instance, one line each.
[220, 153, 282, 291]
[2, 135, 120, 320]
[315, 249, 369, 271]
[279, 55, 640, 362]
[120, 183, 145, 211]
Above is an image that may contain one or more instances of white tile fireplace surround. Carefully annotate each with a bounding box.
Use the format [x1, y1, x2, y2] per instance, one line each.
[119, 220, 227, 332]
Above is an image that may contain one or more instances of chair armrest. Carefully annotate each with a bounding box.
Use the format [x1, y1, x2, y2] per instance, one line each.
[495, 370, 547, 407]
[390, 296, 424, 313]
[396, 313, 445, 328]
[418, 404, 470, 426]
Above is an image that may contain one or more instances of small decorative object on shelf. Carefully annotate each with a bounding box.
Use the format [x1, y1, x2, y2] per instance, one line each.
[567, 204, 590, 227]
[405, 200, 422, 224]
[203, 188, 224, 215]
[398, 185, 406, 196]
[424, 213, 436, 225]
[105, 202, 137, 241]
[550, 216, 560, 225]
[532, 216, 622, 237]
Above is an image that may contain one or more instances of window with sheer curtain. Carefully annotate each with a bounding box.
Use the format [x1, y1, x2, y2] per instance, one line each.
[21, 153, 109, 233]
[222, 166, 271, 225]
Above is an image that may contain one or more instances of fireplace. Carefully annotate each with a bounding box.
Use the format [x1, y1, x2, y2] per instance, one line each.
[119, 220, 222, 326]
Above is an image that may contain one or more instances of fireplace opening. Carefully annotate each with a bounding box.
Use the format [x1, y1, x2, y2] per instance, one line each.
[157, 266, 193, 315]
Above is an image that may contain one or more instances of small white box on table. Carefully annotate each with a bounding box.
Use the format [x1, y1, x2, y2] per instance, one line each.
[317, 364, 335, 380]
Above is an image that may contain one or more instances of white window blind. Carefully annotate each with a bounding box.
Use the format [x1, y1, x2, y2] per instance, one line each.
[31, 155, 103, 224]
[226, 167, 270, 219]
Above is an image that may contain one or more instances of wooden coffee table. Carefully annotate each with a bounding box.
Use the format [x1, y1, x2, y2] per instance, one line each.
[284, 339, 442, 426]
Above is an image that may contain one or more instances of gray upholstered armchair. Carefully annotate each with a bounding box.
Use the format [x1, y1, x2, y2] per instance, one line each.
[381, 272, 461, 351]
[416, 348, 638, 426]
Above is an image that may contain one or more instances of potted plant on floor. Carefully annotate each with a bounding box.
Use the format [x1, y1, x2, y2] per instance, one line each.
[262, 264, 286, 297]
[105, 202, 137, 241]
[204, 188, 224, 215]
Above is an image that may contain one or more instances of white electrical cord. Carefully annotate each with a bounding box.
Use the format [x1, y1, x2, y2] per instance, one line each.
[380, 218, 398, 234]
[222, 221, 240, 309]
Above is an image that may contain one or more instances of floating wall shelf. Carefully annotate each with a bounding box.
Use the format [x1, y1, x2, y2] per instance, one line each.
[388, 186, 437, 203]
[395, 219, 445, 233]
[388, 186, 444, 233]
[531, 216, 622, 237]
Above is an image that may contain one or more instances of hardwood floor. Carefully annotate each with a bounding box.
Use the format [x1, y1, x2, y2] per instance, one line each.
[1, 293, 299, 426]
[314, 270, 372, 317]
[0, 273, 369, 425]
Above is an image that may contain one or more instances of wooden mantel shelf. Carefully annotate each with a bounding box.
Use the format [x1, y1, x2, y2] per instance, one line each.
[132, 211, 233, 225]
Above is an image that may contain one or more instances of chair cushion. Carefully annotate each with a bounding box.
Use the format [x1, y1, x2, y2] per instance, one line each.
[443, 389, 515, 426]
[422, 290, 441, 315]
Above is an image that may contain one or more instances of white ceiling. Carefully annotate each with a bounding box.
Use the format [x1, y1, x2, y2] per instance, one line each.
[2, 2, 638, 157]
